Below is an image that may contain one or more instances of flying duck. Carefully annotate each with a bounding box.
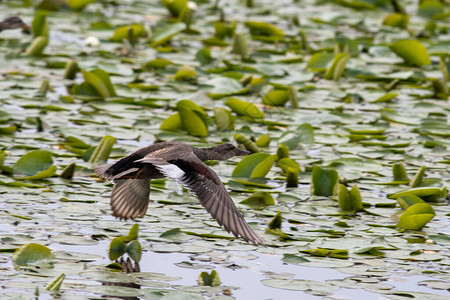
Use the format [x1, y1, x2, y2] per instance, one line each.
[95, 142, 263, 244]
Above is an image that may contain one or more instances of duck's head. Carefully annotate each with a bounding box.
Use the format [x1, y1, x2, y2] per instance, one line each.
[0, 16, 31, 32]
[199, 143, 250, 161]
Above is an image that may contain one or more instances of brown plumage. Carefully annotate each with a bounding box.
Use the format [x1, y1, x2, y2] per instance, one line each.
[95, 142, 263, 244]
[0, 17, 31, 32]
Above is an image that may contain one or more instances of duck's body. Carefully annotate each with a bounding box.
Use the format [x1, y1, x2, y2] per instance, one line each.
[95, 142, 263, 244]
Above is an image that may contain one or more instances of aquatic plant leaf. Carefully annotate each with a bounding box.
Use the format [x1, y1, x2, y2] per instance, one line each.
[25, 36, 48, 56]
[389, 40, 431, 66]
[225, 98, 264, 119]
[397, 203, 435, 230]
[128, 224, 139, 241]
[397, 194, 425, 210]
[392, 162, 409, 181]
[388, 187, 445, 201]
[32, 12, 48, 37]
[214, 107, 234, 131]
[232, 153, 272, 178]
[240, 191, 275, 206]
[418, 0, 445, 18]
[151, 22, 186, 47]
[268, 211, 282, 229]
[109, 237, 127, 261]
[382, 13, 409, 28]
[198, 270, 221, 287]
[306, 52, 334, 72]
[89, 135, 116, 164]
[262, 90, 289, 106]
[178, 107, 208, 137]
[311, 166, 338, 197]
[82, 69, 117, 98]
[409, 165, 426, 188]
[12, 243, 54, 267]
[234, 133, 260, 153]
[278, 123, 314, 149]
[45, 273, 65, 291]
[244, 21, 283, 36]
[175, 65, 196, 81]
[126, 240, 142, 263]
[67, 0, 97, 11]
[110, 24, 147, 42]
[162, 0, 187, 18]
[13, 150, 53, 178]
[324, 53, 350, 80]
[160, 113, 183, 130]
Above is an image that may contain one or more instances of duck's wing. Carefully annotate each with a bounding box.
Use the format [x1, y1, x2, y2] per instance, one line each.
[135, 153, 263, 244]
[94, 163, 140, 180]
[110, 178, 150, 220]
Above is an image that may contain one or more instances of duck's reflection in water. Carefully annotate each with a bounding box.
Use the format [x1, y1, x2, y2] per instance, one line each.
[102, 257, 141, 300]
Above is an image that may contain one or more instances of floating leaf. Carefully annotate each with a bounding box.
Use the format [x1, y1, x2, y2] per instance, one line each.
[392, 162, 409, 181]
[177, 100, 208, 137]
[232, 33, 248, 57]
[13, 150, 55, 180]
[110, 24, 147, 42]
[13, 243, 54, 267]
[128, 224, 139, 241]
[382, 13, 409, 28]
[240, 191, 275, 206]
[338, 184, 363, 212]
[234, 133, 260, 153]
[89, 135, 116, 164]
[306, 52, 334, 72]
[160, 113, 183, 131]
[67, 0, 97, 11]
[25, 36, 49, 56]
[388, 187, 445, 201]
[282, 254, 309, 264]
[262, 90, 289, 106]
[225, 98, 264, 119]
[214, 107, 234, 131]
[397, 203, 435, 230]
[162, 0, 187, 18]
[418, 0, 445, 18]
[409, 165, 426, 188]
[244, 21, 283, 36]
[397, 194, 425, 210]
[175, 65, 196, 81]
[198, 270, 221, 287]
[126, 240, 142, 263]
[278, 123, 314, 149]
[45, 273, 65, 291]
[109, 237, 127, 261]
[268, 211, 282, 229]
[255, 134, 271, 147]
[311, 166, 338, 197]
[151, 22, 186, 47]
[232, 153, 276, 178]
[82, 69, 117, 98]
[324, 53, 350, 80]
[389, 40, 431, 66]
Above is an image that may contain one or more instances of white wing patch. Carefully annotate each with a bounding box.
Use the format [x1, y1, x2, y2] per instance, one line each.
[134, 157, 185, 180]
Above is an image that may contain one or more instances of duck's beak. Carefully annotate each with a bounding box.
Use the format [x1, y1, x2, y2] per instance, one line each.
[236, 149, 251, 156]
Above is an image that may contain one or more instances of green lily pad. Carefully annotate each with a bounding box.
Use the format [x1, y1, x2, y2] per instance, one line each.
[151, 22, 186, 47]
[232, 153, 276, 178]
[397, 203, 435, 230]
[12, 243, 54, 267]
[389, 40, 431, 66]
[13, 150, 55, 179]
[311, 166, 338, 197]
[225, 98, 265, 119]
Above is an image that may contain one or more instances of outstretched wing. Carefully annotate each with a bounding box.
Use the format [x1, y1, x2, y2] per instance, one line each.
[136, 154, 263, 244]
[110, 179, 150, 220]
